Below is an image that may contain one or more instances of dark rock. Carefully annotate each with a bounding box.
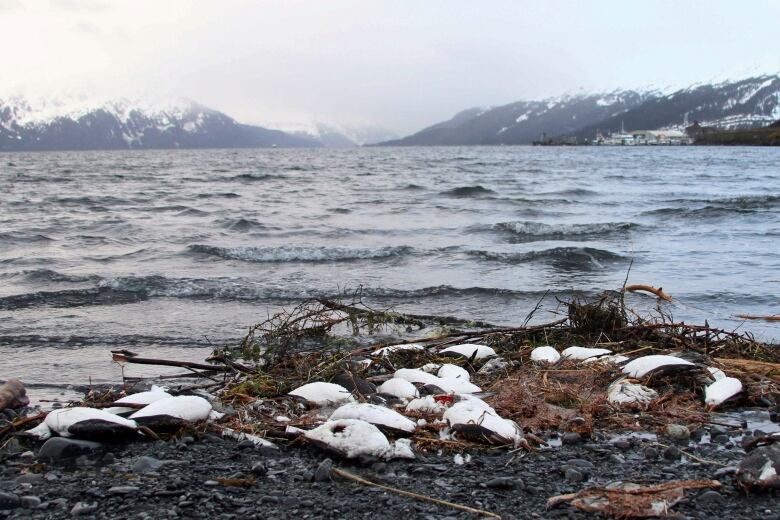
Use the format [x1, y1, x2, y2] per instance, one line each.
[133, 456, 165, 474]
[314, 458, 333, 482]
[565, 459, 595, 470]
[484, 477, 515, 489]
[38, 437, 102, 462]
[698, 490, 725, 505]
[714, 434, 730, 445]
[609, 454, 626, 464]
[561, 433, 582, 445]
[564, 469, 584, 483]
[251, 462, 267, 476]
[237, 440, 256, 450]
[20, 496, 41, 508]
[611, 439, 632, 450]
[71, 502, 97, 516]
[14, 473, 44, 485]
[663, 446, 681, 461]
[0, 492, 21, 510]
[644, 447, 659, 460]
[713, 466, 738, 479]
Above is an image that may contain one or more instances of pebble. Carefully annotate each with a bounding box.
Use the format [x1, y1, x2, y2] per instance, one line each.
[20, 495, 41, 509]
[237, 440, 256, 450]
[644, 447, 659, 460]
[251, 462, 268, 476]
[14, 473, 44, 485]
[108, 486, 140, 495]
[713, 434, 730, 445]
[484, 477, 515, 489]
[663, 446, 682, 461]
[698, 490, 725, 505]
[204, 480, 219, 487]
[314, 458, 333, 482]
[564, 468, 584, 483]
[133, 456, 166, 474]
[0, 492, 21, 510]
[665, 424, 691, 441]
[561, 432, 582, 445]
[611, 438, 632, 450]
[71, 502, 97, 516]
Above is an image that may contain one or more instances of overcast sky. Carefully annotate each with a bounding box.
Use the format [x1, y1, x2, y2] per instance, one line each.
[1, 0, 779, 134]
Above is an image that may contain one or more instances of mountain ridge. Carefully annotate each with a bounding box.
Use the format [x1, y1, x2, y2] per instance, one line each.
[377, 74, 780, 146]
[0, 96, 321, 150]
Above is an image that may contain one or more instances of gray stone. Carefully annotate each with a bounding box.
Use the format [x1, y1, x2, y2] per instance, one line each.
[20, 496, 41, 509]
[38, 437, 102, 462]
[132, 456, 166, 474]
[561, 432, 582, 445]
[713, 434, 730, 445]
[665, 424, 691, 441]
[71, 502, 97, 516]
[609, 454, 626, 464]
[251, 462, 267, 476]
[644, 447, 659, 460]
[14, 473, 44, 485]
[565, 459, 595, 470]
[237, 440, 256, 450]
[484, 477, 515, 489]
[204, 480, 219, 487]
[611, 439, 632, 450]
[0, 492, 21, 510]
[713, 466, 738, 479]
[314, 458, 333, 482]
[698, 490, 725, 505]
[565, 469, 584, 483]
[663, 446, 682, 460]
[108, 486, 140, 495]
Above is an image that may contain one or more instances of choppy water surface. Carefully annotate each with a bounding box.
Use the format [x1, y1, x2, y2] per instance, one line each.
[1, 147, 778, 397]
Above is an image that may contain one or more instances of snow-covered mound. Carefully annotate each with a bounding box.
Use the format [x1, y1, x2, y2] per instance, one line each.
[622, 355, 696, 378]
[28, 407, 138, 440]
[531, 346, 560, 364]
[329, 403, 416, 434]
[105, 385, 172, 415]
[704, 377, 743, 407]
[377, 378, 419, 400]
[443, 400, 522, 445]
[130, 395, 212, 429]
[393, 368, 481, 394]
[439, 344, 496, 360]
[304, 419, 415, 460]
[288, 382, 355, 406]
[561, 346, 612, 361]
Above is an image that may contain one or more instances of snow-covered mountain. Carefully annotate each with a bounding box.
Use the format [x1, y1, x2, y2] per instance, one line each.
[0, 96, 320, 150]
[378, 74, 780, 146]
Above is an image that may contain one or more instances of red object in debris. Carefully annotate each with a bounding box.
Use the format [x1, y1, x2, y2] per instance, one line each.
[433, 394, 454, 405]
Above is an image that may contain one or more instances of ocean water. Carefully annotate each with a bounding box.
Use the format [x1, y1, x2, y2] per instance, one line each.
[1, 147, 778, 399]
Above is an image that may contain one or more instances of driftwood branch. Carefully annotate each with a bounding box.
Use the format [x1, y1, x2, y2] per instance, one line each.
[331, 467, 502, 518]
[625, 284, 673, 301]
[111, 352, 230, 372]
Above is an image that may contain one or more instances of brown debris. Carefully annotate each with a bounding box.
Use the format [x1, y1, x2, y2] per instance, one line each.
[547, 479, 721, 518]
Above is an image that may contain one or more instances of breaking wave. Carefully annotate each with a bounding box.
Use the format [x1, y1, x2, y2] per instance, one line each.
[492, 221, 637, 240]
[467, 247, 625, 269]
[186, 244, 414, 263]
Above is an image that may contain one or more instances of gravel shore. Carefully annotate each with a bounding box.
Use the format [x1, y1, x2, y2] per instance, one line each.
[2, 426, 778, 519]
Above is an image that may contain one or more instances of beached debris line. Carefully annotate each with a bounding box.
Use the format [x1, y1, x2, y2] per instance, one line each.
[547, 479, 722, 518]
[90, 291, 776, 447]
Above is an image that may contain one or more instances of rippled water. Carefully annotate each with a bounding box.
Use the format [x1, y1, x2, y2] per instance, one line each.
[1, 147, 778, 396]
